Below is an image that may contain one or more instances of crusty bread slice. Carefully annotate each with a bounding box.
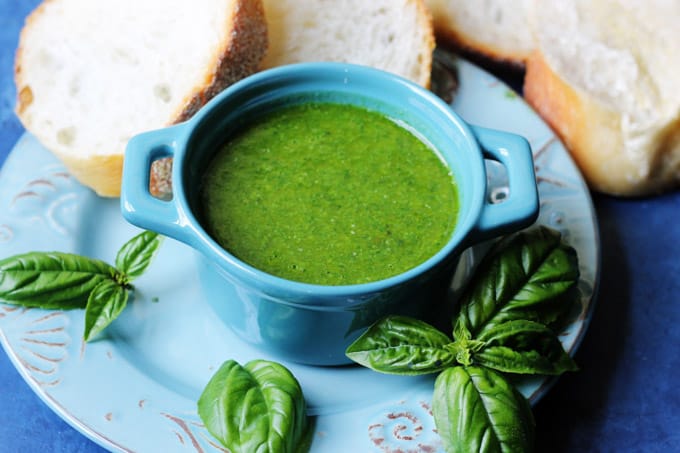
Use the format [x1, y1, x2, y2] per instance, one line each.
[15, 0, 267, 197]
[425, 0, 534, 66]
[260, 0, 435, 87]
[524, 0, 680, 196]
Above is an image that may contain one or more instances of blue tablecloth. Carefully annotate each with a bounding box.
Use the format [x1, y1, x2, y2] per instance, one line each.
[1, 1, 679, 452]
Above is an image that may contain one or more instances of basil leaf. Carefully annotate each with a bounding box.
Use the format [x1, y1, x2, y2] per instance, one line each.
[83, 279, 129, 342]
[246, 360, 308, 452]
[433, 366, 535, 453]
[473, 320, 578, 375]
[114, 231, 162, 281]
[0, 252, 118, 309]
[455, 226, 579, 338]
[345, 316, 456, 375]
[197, 359, 308, 453]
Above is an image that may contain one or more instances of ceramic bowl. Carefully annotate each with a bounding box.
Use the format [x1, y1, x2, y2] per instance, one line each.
[120, 62, 539, 365]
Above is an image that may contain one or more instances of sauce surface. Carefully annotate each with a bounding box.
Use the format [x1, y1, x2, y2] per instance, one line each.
[200, 103, 458, 285]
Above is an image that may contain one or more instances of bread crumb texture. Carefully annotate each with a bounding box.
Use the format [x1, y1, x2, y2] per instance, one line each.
[526, 0, 680, 196]
[425, 0, 534, 65]
[260, 0, 435, 87]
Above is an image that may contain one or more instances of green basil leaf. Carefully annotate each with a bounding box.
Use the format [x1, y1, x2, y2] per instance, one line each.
[345, 315, 456, 375]
[473, 320, 578, 375]
[455, 226, 579, 338]
[245, 360, 308, 452]
[83, 279, 129, 342]
[0, 252, 118, 309]
[114, 231, 162, 281]
[197, 359, 308, 453]
[433, 365, 535, 453]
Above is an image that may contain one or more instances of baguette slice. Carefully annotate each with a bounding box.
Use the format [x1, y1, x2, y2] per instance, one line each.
[15, 0, 267, 197]
[260, 0, 435, 87]
[524, 0, 680, 196]
[425, 0, 534, 66]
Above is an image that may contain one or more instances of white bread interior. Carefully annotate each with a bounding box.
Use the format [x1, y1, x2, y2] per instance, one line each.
[260, 0, 435, 87]
[524, 0, 680, 196]
[19, 0, 678, 198]
[15, 0, 267, 197]
[425, 0, 534, 65]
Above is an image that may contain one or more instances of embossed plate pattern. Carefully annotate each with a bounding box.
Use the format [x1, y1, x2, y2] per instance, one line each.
[0, 55, 598, 452]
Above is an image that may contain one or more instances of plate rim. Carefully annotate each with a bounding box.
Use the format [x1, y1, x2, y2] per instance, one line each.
[0, 54, 600, 452]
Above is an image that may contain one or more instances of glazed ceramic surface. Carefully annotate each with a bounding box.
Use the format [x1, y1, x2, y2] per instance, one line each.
[0, 55, 598, 452]
[121, 62, 539, 365]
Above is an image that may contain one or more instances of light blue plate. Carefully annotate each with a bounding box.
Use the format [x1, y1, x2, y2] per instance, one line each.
[0, 55, 599, 453]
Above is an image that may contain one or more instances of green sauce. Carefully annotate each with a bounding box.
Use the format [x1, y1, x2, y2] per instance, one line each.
[200, 102, 458, 285]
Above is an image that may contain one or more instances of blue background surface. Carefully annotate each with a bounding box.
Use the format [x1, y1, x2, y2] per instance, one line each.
[1, 1, 679, 452]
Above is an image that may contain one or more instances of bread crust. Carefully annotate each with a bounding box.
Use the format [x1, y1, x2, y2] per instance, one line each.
[149, 0, 268, 198]
[524, 50, 680, 196]
[60, 153, 124, 199]
[412, 0, 437, 88]
[433, 25, 528, 68]
[426, 0, 533, 67]
[172, 0, 267, 122]
[13, 0, 51, 114]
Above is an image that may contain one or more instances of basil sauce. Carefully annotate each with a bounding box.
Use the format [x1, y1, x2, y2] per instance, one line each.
[200, 102, 458, 285]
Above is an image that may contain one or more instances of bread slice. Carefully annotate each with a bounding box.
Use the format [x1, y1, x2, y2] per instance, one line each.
[524, 0, 680, 196]
[425, 0, 534, 66]
[260, 0, 435, 88]
[15, 0, 268, 197]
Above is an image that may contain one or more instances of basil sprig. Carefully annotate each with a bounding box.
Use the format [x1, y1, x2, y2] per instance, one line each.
[0, 231, 162, 341]
[346, 226, 580, 453]
[198, 359, 311, 453]
[456, 225, 580, 336]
